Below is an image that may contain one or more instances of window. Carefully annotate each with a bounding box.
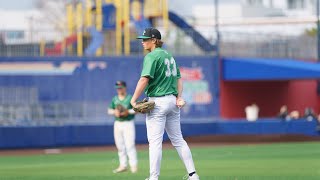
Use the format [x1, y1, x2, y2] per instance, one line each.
[287, 0, 305, 9]
[309, 0, 315, 6]
[246, 0, 263, 5]
[5, 31, 24, 40]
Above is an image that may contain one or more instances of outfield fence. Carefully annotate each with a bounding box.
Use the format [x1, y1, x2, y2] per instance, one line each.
[0, 56, 218, 127]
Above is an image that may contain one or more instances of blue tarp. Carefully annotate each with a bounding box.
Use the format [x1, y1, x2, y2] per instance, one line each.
[223, 57, 320, 80]
[0, 119, 318, 149]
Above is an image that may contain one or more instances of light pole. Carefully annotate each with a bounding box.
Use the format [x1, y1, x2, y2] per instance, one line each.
[214, 0, 220, 116]
[317, 0, 320, 62]
[317, 0, 320, 95]
[215, 0, 220, 57]
[28, 16, 34, 43]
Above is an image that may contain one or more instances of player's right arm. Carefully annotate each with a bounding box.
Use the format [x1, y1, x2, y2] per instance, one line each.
[107, 97, 120, 117]
[107, 108, 115, 115]
[131, 55, 155, 107]
[107, 97, 115, 115]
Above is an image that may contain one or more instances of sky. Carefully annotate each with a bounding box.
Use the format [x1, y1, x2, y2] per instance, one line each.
[1, 0, 220, 11]
[0, 0, 314, 35]
[0, 0, 217, 30]
[0, 0, 36, 10]
[0, 0, 39, 30]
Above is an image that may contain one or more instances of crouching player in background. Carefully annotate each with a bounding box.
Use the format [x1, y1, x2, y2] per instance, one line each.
[108, 81, 138, 173]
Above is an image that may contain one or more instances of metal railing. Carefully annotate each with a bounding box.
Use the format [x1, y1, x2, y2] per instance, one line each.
[0, 101, 148, 126]
[0, 87, 114, 126]
[0, 29, 317, 59]
[0, 102, 109, 126]
[220, 32, 316, 60]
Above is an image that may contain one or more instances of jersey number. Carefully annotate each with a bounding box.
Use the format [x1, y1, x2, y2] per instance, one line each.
[165, 57, 177, 77]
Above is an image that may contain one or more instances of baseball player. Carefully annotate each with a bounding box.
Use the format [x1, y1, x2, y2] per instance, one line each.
[130, 28, 200, 180]
[108, 81, 138, 173]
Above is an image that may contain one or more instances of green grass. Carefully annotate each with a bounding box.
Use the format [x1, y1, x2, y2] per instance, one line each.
[0, 142, 320, 180]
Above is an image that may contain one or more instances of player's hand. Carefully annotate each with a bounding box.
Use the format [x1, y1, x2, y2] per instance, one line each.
[176, 97, 186, 108]
[120, 109, 129, 117]
[114, 109, 121, 117]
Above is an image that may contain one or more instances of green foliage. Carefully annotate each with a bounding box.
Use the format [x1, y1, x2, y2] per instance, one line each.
[305, 27, 317, 37]
[0, 142, 320, 180]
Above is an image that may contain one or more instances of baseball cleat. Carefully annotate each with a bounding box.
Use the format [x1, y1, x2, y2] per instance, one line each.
[112, 166, 127, 173]
[130, 166, 138, 173]
[188, 173, 200, 180]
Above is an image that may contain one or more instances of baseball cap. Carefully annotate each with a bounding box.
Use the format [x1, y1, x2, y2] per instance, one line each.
[136, 27, 161, 40]
[115, 81, 126, 89]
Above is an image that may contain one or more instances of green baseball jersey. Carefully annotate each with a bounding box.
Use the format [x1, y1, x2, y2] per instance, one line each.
[141, 47, 181, 97]
[109, 94, 134, 121]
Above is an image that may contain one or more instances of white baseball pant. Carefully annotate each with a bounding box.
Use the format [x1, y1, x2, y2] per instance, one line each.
[114, 120, 138, 168]
[146, 95, 196, 180]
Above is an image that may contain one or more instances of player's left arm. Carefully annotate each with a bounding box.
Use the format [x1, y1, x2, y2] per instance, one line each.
[176, 78, 185, 108]
[176, 65, 183, 98]
[130, 76, 149, 107]
[177, 78, 183, 98]
[128, 109, 136, 114]
[119, 106, 135, 117]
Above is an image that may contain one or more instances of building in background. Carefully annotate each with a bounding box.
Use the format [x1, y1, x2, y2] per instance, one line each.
[172, 0, 317, 59]
[0, 9, 63, 44]
[0, 0, 317, 58]
[1, 0, 316, 43]
[186, 0, 316, 35]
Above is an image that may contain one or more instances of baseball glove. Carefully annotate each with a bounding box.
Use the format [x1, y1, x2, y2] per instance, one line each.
[116, 104, 126, 113]
[133, 98, 155, 114]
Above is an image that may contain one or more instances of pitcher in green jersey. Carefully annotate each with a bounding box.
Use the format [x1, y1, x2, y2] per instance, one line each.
[130, 28, 199, 180]
[108, 81, 138, 174]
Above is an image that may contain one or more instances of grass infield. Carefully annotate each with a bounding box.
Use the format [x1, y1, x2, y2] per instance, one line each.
[0, 142, 319, 180]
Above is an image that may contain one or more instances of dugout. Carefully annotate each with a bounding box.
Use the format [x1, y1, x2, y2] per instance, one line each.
[221, 57, 320, 118]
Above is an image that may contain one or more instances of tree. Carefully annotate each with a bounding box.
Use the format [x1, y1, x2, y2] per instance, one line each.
[305, 27, 317, 37]
[34, 0, 78, 34]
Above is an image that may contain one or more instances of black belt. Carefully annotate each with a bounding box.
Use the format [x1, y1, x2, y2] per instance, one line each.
[149, 94, 177, 98]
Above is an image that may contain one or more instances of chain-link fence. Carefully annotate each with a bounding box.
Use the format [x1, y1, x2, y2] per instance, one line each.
[0, 28, 316, 59]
